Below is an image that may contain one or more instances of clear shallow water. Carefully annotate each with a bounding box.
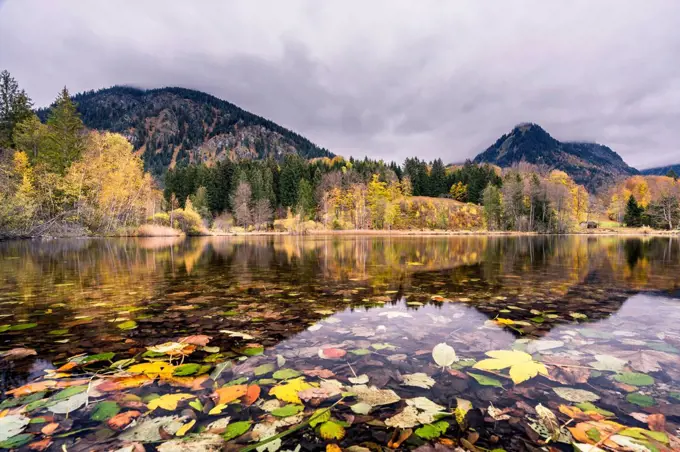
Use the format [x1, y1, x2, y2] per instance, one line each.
[1, 236, 680, 451]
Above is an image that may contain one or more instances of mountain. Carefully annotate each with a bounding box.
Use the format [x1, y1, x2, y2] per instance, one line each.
[640, 164, 680, 177]
[472, 123, 638, 191]
[39, 86, 333, 176]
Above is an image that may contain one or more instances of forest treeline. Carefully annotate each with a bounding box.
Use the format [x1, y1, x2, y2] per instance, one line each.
[2, 69, 679, 237]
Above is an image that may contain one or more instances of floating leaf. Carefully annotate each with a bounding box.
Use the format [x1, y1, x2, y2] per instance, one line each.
[0, 415, 30, 441]
[220, 330, 254, 340]
[147, 393, 194, 411]
[468, 372, 503, 388]
[614, 372, 654, 386]
[574, 402, 615, 417]
[402, 373, 435, 389]
[173, 363, 202, 376]
[626, 393, 655, 407]
[175, 419, 196, 436]
[348, 374, 369, 385]
[241, 345, 264, 356]
[432, 343, 458, 368]
[319, 420, 345, 440]
[90, 401, 120, 421]
[318, 348, 346, 359]
[269, 377, 313, 404]
[590, 354, 627, 372]
[271, 404, 304, 417]
[0, 433, 33, 449]
[272, 368, 301, 380]
[553, 387, 600, 403]
[351, 385, 401, 406]
[473, 350, 547, 384]
[119, 415, 186, 442]
[128, 362, 175, 377]
[49, 391, 88, 414]
[213, 384, 248, 405]
[350, 402, 372, 415]
[254, 363, 276, 376]
[117, 320, 137, 330]
[309, 408, 331, 427]
[80, 352, 115, 364]
[415, 421, 449, 440]
[223, 420, 252, 441]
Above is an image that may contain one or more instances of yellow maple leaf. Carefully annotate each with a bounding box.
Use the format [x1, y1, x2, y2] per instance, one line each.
[127, 362, 176, 377]
[147, 393, 195, 411]
[494, 318, 515, 326]
[473, 350, 546, 385]
[269, 377, 313, 404]
[508, 361, 548, 384]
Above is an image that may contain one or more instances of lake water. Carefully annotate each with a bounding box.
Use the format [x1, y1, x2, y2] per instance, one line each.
[1, 236, 680, 451]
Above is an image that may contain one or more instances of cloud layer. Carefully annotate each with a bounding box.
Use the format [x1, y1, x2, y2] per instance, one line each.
[1, 0, 679, 168]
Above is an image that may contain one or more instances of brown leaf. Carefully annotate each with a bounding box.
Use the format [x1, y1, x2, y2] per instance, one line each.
[543, 358, 590, 385]
[41, 422, 60, 435]
[648, 413, 666, 432]
[388, 428, 413, 448]
[99, 375, 153, 392]
[178, 335, 212, 346]
[241, 385, 261, 406]
[0, 347, 37, 360]
[447, 369, 469, 379]
[212, 384, 248, 404]
[28, 439, 53, 451]
[302, 368, 335, 378]
[107, 410, 142, 430]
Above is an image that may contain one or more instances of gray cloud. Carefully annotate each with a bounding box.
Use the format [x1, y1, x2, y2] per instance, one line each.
[1, 0, 679, 168]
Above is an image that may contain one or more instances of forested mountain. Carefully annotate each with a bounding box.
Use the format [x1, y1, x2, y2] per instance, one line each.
[37, 86, 333, 176]
[640, 164, 680, 177]
[473, 123, 638, 192]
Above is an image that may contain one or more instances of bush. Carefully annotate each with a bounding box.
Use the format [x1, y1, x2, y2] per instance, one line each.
[136, 224, 183, 237]
[170, 207, 208, 235]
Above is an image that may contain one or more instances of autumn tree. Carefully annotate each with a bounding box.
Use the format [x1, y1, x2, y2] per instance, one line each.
[231, 181, 252, 227]
[252, 199, 273, 230]
[482, 184, 502, 230]
[449, 181, 468, 202]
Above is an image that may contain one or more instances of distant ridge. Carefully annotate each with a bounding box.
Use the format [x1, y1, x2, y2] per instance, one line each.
[640, 163, 680, 176]
[38, 86, 333, 176]
[473, 123, 638, 191]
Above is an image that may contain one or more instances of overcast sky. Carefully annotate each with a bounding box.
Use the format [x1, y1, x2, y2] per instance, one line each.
[1, 1, 679, 168]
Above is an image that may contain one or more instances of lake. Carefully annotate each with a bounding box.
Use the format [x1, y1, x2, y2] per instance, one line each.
[1, 236, 680, 451]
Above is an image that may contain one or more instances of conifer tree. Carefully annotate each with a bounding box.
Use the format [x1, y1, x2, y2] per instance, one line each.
[623, 195, 644, 227]
[0, 70, 33, 148]
[43, 87, 85, 173]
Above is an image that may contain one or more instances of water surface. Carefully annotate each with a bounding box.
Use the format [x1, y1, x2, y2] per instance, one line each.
[1, 236, 680, 451]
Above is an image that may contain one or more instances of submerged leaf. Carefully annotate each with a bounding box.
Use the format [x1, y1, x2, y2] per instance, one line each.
[432, 343, 458, 368]
[147, 393, 194, 411]
[614, 372, 654, 387]
[0, 415, 30, 442]
[319, 420, 345, 440]
[269, 377, 313, 404]
[553, 387, 600, 403]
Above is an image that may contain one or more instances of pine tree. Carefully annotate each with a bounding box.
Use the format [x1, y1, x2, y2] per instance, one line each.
[0, 70, 34, 148]
[482, 184, 503, 230]
[296, 178, 314, 219]
[667, 169, 678, 181]
[429, 158, 447, 197]
[43, 87, 85, 173]
[623, 195, 644, 227]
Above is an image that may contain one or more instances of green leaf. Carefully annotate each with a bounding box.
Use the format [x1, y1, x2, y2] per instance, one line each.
[619, 428, 669, 444]
[52, 385, 88, 401]
[9, 323, 37, 331]
[0, 391, 46, 410]
[614, 372, 654, 386]
[627, 393, 655, 407]
[173, 363, 202, 376]
[117, 320, 137, 330]
[467, 372, 503, 388]
[272, 368, 301, 380]
[415, 421, 449, 440]
[574, 402, 614, 417]
[253, 363, 276, 376]
[271, 404, 304, 417]
[309, 408, 331, 427]
[350, 348, 371, 356]
[188, 399, 203, 412]
[81, 352, 115, 364]
[0, 433, 33, 449]
[586, 427, 601, 442]
[241, 345, 264, 356]
[223, 421, 251, 441]
[90, 401, 120, 422]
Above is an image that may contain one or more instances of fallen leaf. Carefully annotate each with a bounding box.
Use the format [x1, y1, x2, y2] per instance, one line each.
[178, 334, 212, 346]
[402, 373, 435, 389]
[0, 348, 37, 361]
[351, 385, 401, 407]
[318, 348, 347, 359]
[147, 393, 195, 411]
[432, 343, 458, 368]
[473, 350, 547, 384]
[319, 420, 345, 440]
[553, 387, 600, 403]
[107, 410, 142, 430]
[212, 385, 248, 405]
[269, 377, 313, 404]
[0, 414, 30, 441]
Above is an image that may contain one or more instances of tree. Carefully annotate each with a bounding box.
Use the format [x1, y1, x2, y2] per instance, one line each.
[252, 198, 273, 230]
[42, 87, 85, 173]
[13, 114, 48, 161]
[648, 191, 680, 230]
[296, 178, 314, 219]
[667, 169, 678, 181]
[231, 181, 252, 227]
[482, 184, 502, 230]
[429, 158, 447, 196]
[0, 70, 33, 148]
[449, 181, 468, 202]
[189, 186, 211, 220]
[367, 174, 389, 229]
[623, 195, 644, 227]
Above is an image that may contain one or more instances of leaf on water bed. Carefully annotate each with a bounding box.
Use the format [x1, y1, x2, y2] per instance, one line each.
[553, 387, 600, 403]
[49, 391, 88, 414]
[614, 372, 654, 386]
[467, 372, 503, 388]
[269, 377, 313, 404]
[0, 415, 30, 442]
[319, 420, 346, 440]
[402, 372, 435, 389]
[473, 350, 547, 384]
[147, 393, 195, 411]
[432, 343, 458, 368]
[90, 401, 120, 421]
[627, 393, 655, 407]
[271, 404, 304, 417]
[119, 415, 187, 442]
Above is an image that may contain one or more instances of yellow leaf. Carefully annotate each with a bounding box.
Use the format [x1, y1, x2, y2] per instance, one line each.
[509, 361, 548, 384]
[473, 358, 510, 371]
[269, 377, 313, 404]
[495, 318, 515, 326]
[486, 350, 532, 363]
[147, 393, 195, 411]
[208, 403, 227, 415]
[127, 362, 175, 377]
[319, 420, 345, 440]
[326, 445, 342, 452]
[176, 419, 196, 436]
[212, 385, 248, 405]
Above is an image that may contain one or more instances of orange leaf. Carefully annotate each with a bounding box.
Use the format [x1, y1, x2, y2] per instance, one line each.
[303, 368, 335, 378]
[107, 410, 142, 430]
[326, 445, 342, 452]
[319, 348, 346, 359]
[212, 384, 248, 405]
[648, 413, 666, 432]
[28, 439, 53, 451]
[56, 362, 78, 372]
[7, 380, 57, 397]
[98, 375, 153, 392]
[41, 423, 59, 435]
[160, 375, 210, 390]
[178, 335, 212, 346]
[242, 385, 261, 406]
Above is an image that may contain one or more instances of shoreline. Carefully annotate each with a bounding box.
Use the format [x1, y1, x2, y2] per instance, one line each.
[3, 228, 679, 241]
